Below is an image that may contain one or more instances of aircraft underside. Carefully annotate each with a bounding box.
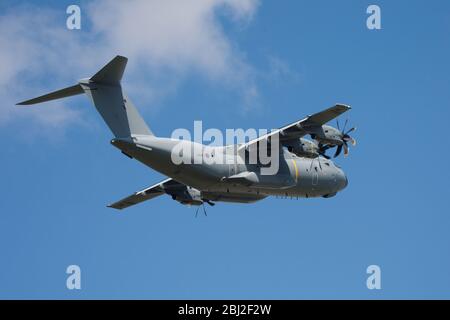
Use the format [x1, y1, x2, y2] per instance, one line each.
[108, 136, 347, 208]
[17, 55, 352, 210]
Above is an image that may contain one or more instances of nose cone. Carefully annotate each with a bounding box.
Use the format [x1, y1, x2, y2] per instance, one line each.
[337, 169, 348, 191]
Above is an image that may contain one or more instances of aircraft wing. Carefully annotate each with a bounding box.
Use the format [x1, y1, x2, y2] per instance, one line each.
[239, 104, 351, 150]
[108, 178, 185, 210]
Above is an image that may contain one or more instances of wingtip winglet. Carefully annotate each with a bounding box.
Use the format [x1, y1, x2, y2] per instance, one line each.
[107, 204, 122, 210]
[335, 103, 351, 110]
[16, 100, 32, 106]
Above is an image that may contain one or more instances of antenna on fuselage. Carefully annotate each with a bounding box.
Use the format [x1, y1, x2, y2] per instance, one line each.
[195, 202, 209, 218]
[310, 156, 323, 171]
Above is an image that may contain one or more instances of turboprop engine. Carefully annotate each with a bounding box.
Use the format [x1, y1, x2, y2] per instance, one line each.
[285, 138, 321, 158]
[170, 187, 203, 206]
[309, 120, 356, 157]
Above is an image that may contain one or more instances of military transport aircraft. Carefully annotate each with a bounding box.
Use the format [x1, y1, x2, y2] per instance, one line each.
[17, 56, 356, 211]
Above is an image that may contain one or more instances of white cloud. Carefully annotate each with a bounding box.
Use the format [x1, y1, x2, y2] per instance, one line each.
[267, 56, 300, 82]
[0, 0, 260, 131]
[0, 7, 82, 127]
[88, 0, 258, 82]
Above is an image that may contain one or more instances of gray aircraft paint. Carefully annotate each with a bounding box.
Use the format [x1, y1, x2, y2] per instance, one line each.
[17, 56, 351, 209]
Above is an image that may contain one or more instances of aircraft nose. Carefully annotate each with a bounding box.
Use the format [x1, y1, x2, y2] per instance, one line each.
[337, 169, 348, 190]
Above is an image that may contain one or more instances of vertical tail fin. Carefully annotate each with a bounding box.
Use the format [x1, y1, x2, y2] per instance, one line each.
[90, 55, 127, 84]
[17, 55, 153, 138]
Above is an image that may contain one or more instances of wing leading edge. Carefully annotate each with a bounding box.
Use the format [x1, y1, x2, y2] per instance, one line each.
[240, 104, 351, 150]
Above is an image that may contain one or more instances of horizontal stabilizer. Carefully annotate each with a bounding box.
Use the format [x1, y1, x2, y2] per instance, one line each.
[16, 55, 154, 138]
[16, 84, 83, 106]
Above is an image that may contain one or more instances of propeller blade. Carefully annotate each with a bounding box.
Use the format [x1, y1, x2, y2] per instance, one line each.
[342, 118, 349, 133]
[343, 142, 349, 157]
[345, 127, 356, 135]
[334, 145, 343, 158]
[318, 144, 331, 159]
[336, 119, 340, 131]
[335, 119, 355, 158]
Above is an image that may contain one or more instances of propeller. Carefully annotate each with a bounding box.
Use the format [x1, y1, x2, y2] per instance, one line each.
[318, 143, 332, 159]
[334, 119, 357, 158]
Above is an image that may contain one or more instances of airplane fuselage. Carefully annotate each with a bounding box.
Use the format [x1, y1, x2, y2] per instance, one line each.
[18, 55, 353, 208]
[112, 135, 348, 204]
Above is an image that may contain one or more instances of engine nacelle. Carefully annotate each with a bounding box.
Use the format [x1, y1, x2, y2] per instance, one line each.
[170, 186, 203, 206]
[309, 125, 343, 146]
[285, 138, 319, 158]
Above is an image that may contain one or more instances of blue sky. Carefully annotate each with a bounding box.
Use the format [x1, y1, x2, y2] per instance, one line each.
[1, 0, 450, 299]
